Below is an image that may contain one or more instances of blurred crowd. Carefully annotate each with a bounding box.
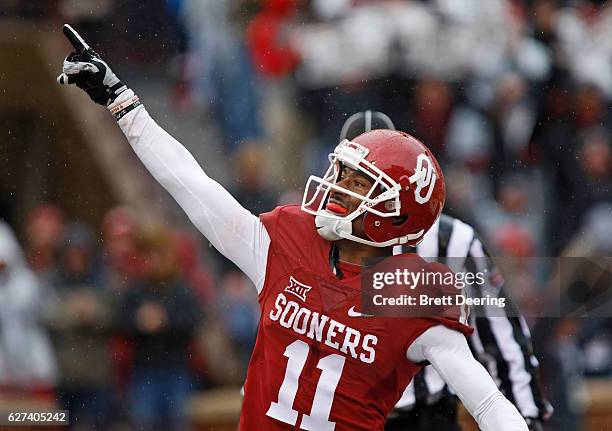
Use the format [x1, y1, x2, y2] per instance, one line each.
[0, 205, 260, 431]
[1, 0, 612, 430]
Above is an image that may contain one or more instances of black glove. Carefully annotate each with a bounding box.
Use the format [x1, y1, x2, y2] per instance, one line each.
[57, 24, 127, 105]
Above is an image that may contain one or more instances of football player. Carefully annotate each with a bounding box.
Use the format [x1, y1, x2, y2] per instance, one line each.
[341, 112, 550, 431]
[57, 25, 528, 430]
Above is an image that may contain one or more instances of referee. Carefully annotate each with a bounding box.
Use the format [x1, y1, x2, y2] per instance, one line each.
[340, 111, 551, 431]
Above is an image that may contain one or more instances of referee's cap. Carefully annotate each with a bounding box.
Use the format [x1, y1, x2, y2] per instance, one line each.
[339, 110, 396, 141]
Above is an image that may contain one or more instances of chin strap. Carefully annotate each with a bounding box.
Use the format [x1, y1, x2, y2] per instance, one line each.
[314, 209, 425, 248]
[315, 211, 353, 242]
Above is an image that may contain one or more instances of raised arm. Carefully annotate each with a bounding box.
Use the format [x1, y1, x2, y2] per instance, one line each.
[56, 24, 270, 291]
[111, 90, 269, 290]
[407, 325, 528, 431]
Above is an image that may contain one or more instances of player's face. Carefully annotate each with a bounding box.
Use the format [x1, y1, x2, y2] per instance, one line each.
[329, 166, 376, 238]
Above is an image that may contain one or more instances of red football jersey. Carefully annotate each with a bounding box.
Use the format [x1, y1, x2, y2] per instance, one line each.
[239, 205, 472, 431]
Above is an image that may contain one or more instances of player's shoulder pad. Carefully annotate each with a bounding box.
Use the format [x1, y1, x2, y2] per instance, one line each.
[260, 204, 317, 246]
[260, 204, 313, 227]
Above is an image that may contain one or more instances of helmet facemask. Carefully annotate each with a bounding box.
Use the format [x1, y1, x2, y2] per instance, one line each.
[302, 140, 424, 247]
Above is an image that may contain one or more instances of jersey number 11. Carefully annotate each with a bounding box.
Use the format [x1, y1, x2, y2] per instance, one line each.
[266, 340, 346, 431]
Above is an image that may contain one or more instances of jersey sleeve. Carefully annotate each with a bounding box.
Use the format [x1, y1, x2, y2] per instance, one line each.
[259, 205, 319, 262]
[258, 205, 327, 300]
[416, 260, 474, 336]
[408, 325, 528, 431]
[109, 90, 270, 292]
[259, 206, 282, 246]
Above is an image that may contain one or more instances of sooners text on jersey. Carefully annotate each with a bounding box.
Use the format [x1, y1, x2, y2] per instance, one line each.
[239, 205, 472, 431]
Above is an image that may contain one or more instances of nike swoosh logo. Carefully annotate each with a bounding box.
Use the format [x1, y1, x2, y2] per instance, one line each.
[348, 306, 373, 318]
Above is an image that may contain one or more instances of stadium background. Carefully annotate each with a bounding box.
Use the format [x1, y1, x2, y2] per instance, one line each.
[1, 0, 611, 430]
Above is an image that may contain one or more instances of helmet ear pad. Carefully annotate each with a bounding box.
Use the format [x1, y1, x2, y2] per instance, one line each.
[362, 201, 433, 246]
[362, 202, 410, 244]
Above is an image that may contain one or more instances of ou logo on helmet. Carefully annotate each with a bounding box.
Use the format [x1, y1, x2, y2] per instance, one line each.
[404, 153, 437, 204]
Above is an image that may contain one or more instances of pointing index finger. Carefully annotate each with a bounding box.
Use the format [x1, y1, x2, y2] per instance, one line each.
[62, 24, 91, 53]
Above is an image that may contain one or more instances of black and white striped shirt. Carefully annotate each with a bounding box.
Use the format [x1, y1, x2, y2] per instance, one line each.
[392, 214, 547, 420]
